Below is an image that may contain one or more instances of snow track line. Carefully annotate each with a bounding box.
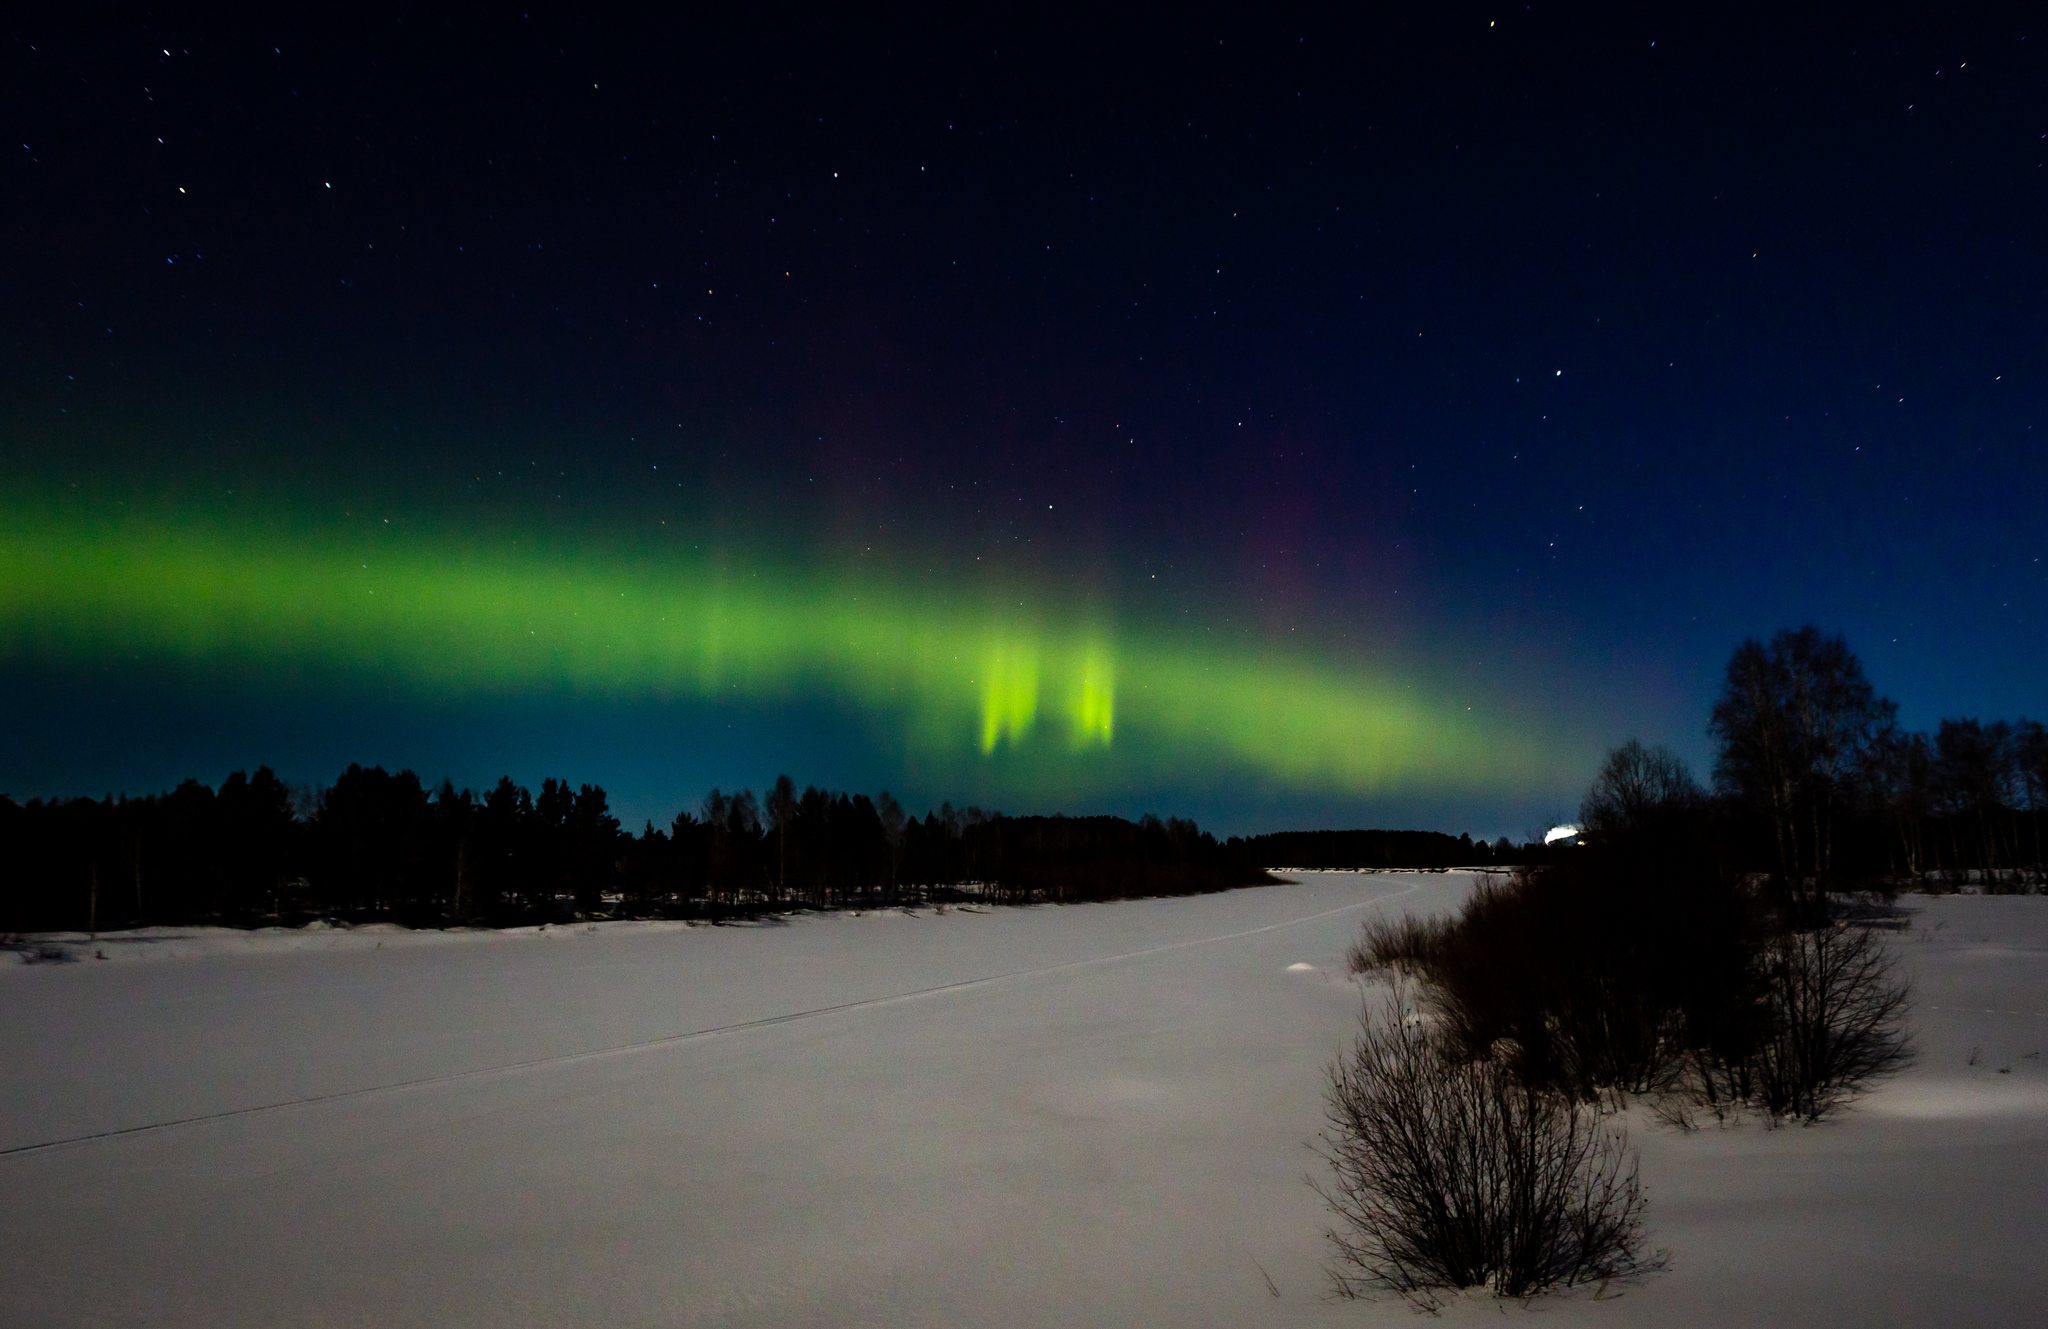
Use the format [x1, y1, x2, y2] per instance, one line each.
[0, 881, 1418, 1160]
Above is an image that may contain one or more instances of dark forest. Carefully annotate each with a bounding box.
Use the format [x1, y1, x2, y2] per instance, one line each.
[0, 768, 1299, 932]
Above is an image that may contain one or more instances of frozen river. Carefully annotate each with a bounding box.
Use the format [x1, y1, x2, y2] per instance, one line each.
[4, 873, 2044, 1326]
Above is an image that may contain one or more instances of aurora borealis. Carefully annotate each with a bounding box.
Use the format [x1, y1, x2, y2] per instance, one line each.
[1, 490, 1532, 807]
[4, 12, 2044, 834]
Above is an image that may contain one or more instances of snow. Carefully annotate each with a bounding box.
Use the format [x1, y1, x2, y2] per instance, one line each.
[2, 874, 2043, 1326]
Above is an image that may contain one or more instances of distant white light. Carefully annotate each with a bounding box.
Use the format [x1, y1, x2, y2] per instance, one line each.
[1544, 824, 1582, 845]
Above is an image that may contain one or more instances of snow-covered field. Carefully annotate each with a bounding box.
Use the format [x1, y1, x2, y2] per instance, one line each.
[2, 873, 2043, 1327]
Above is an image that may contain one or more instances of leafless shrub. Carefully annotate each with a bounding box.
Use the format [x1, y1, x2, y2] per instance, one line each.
[1749, 920, 1912, 1122]
[1345, 912, 1446, 976]
[1314, 992, 1652, 1302]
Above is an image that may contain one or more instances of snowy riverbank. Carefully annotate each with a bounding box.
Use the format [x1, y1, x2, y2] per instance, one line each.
[3, 876, 2042, 1326]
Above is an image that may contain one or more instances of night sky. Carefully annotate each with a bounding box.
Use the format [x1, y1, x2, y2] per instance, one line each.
[4, 10, 2044, 838]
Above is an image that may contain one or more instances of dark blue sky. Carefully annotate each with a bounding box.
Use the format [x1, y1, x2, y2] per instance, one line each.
[4, 9, 2044, 836]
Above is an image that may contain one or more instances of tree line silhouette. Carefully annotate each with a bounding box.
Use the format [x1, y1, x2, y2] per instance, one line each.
[1236, 829, 1510, 871]
[0, 767, 1280, 933]
[1600, 624, 2047, 898]
[4, 623, 2036, 934]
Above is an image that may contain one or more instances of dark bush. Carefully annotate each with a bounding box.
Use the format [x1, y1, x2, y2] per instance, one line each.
[1362, 856, 1911, 1123]
[1397, 861, 1758, 1101]
[1316, 993, 1651, 1302]
[1344, 912, 1446, 977]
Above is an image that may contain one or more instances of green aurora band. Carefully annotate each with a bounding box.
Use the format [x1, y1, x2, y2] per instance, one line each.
[1, 500, 1542, 798]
